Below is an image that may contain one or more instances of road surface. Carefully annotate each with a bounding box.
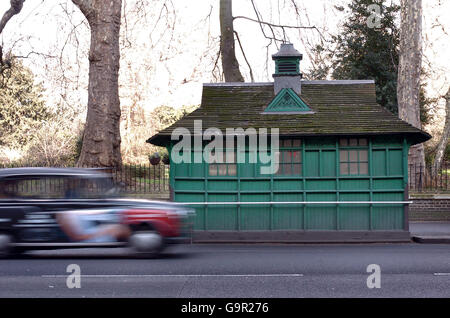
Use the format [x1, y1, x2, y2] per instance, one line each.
[1, 243, 450, 297]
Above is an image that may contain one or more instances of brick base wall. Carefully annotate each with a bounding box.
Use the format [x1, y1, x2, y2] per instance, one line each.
[410, 198, 450, 221]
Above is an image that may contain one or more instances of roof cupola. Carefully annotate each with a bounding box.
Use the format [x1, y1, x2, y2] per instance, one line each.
[272, 43, 303, 94]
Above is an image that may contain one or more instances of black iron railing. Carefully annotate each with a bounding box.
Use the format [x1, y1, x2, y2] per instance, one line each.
[408, 163, 450, 193]
[0, 163, 170, 194]
[110, 164, 170, 194]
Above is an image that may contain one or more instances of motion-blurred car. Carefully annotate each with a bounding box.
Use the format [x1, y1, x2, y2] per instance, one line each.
[0, 167, 194, 258]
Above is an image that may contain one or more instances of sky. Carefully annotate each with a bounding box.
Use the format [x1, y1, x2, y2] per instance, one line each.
[0, 0, 448, 134]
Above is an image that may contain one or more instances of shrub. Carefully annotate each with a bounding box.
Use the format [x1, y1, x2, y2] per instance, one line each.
[22, 120, 82, 167]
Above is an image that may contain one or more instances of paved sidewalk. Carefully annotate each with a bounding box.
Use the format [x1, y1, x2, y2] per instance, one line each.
[410, 221, 450, 243]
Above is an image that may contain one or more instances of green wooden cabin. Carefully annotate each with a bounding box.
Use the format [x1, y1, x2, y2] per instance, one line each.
[147, 43, 430, 242]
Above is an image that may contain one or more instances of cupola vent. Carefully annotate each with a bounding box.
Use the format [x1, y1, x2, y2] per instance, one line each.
[272, 43, 303, 94]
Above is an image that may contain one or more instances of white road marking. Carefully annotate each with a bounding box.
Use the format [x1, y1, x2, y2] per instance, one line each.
[433, 273, 450, 276]
[42, 273, 304, 278]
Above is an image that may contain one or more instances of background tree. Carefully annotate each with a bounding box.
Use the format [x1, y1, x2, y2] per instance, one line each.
[216, 0, 322, 83]
[150, 104, 199, 132]
[219, 0, 244, 82]
[326, 0, 400, 114]
[0, 58, 51, 148]
[315, 0, 432, 125]
[72, 0, 123, 168]
[433, 87, 450, 174]
[397, 0, 425, 169]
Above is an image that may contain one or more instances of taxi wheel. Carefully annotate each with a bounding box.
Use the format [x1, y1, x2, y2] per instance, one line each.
[128, 231, 165, 257]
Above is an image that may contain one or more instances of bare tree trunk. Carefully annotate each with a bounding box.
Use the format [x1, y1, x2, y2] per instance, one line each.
[397, 0, 424, 180]
[433, 88, 450, 175]
[72, 0, 122, 168]
[220, 0, 244, 82]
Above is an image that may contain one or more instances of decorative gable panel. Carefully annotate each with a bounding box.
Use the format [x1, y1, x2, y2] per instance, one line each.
[264, 88, 312, 113]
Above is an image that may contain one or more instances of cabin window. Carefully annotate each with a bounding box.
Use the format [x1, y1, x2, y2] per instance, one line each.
[339, 138, 368, 175]
[339, 137, 367, 147]
[277, 139, 302, 175]
[208, 150, 237, 176]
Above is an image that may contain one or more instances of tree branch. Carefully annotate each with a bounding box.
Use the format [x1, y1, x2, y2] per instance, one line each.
[234, 30, 254, 82]
[233, 16, 322, 33]
[0, 0, 25, 35]
[250, 0, 280, 47]
[13, 51, 57, 59]
[211, 38, 222, 82]
[0, 0, 25, 72]
[71, 0, 94, 20]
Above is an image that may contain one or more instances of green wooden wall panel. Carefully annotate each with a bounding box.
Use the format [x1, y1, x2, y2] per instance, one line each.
[306, 207, 337, 230]
[272, 206, 304, 229]
[240, 193, 271, 202]
[175, 180, 204, 191]
[306, 180, 336, 191]
[339, 207, 370, 230]
[339, 192, 370, 201]
[306, 193, 336, 201]
[176, 193, 204, 202]
[241, 180, 271, 191]
[207, 194, 237, 231]
[322, 150, 337, 176]
[339, 193, 370, 230]
[191, 163, 205, 177]
[273, 179, 303, 191]
[305, 193, 337, 230]
[207, 194, 238, 230]
[372, 150, 386, 176]
[240, 193, 271, 230]
[371, 206, 403, 230]
[240, 207, 271, 230]
[174, 162, 189, 177]
[207, 180, 238, 191]
[273, 193, 304, 201]
[305, 151, 320, 177]
[371, 192, 404, 230]
[239, 163, 255, 178]
[208, 194, 238, 202]
[373, 178, 403, 190]
[205, 206, 237, 230]
[340, 179, 370, 190]
[373, 192, 404, 201]
[389, 150, 403, 175]
[273, 193, 304, 229]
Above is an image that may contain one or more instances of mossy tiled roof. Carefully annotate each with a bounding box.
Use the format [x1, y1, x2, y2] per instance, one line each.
[147, 80, 431, 146]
